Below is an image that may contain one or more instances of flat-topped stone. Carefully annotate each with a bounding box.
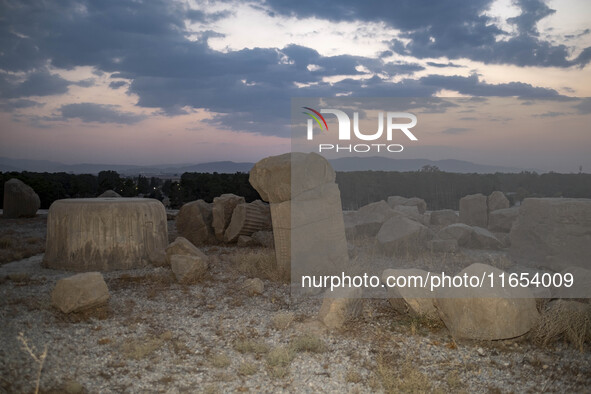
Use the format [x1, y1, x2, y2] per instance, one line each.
[43, 198, 168, 271]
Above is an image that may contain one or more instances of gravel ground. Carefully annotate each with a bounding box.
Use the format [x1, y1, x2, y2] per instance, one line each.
[0, 217, 590, 393]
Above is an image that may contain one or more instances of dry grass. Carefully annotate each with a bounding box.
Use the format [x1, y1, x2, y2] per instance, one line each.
[120, 332, 172, 360]
[230, 249, 285, 282]
[17, 332, 47, 394]
[210, 353, 231, 369]
[373, 352, 435, 393]
[0, 235, 45, 265]
[345, 369, 363, 384]
[271, 312, 294, 330]
[289, 333, 327, 353]
[531, 300, 591, 351]
[266, 346, 295, 379]
[233, 338, 270, 355]
[237, 362, 259, 376]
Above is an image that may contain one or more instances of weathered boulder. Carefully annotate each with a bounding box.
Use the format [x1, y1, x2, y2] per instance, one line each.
[212, 194, 245, 241]
[377, 216, 433, 255]
[393, 205, 423, 222]
[44, 198, 168, 271]
[3, 178, 40, 218]
[51, 272, 110, 313]
[251, 230, 274, 248]
[223, 200, 271, 243]
[437, 223, 474, 246]
[165, 237, 209, 264]
[347, 200, 397, 238]
[387, 196, 427, 214]
[381, 269, 438, 319]
[249, 152, 335, 203]
[243, 278, 264, 295]
[427, 239, 459, 253]
[435, 263, 539, 340]
[318, 288, 363, 329]
[176, 200, 215, 245]
[438, 223, 500, 249]
[429, 209, 458, 226]
[488, 207, 519, 233]
[471, 227, 502, 249]
[488, 191, 510, 212]
[98, 190, 121, 198]
[509, 198, 591, 270]
[170, 254, 207, 284]
[250, 153, 348, 282]
[459, 193, 487, 227]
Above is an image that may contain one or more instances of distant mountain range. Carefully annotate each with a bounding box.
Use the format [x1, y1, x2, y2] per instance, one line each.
[0, 156, 533, 175]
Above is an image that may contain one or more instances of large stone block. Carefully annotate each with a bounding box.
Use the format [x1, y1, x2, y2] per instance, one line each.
[429, 209, 458, 226]
[249, 152, 335, 203]
[459, 193, 487, 227]
[377, 216, 433, 255]
[212, 193, 245, 241]
[51, 272, 110, 313]
[487, 191, 510, 212]
[386, 196, 427, 214]
[176, 199, 215, 245]
[43, 198, 168, 271]
[3, 178, 40, 218]
[509, 198, 591, 271]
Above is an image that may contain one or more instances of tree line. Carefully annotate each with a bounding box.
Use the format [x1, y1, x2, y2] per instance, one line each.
[2, 168, 590, 211]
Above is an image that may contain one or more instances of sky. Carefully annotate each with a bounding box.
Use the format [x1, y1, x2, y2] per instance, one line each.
[0, 0, 590, 172]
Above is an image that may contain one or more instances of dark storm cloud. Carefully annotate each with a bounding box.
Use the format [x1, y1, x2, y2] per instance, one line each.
[426, 62, 464, 68]
[264, 0, 591, 68]
[0, 0, 582, 135]
[60, 103, 146, 124]
[0, 99, 44, 111]
[109, 81, 127, 89]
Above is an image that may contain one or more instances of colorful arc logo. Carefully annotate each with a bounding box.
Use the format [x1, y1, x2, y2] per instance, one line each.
[302, 107, 328, 131]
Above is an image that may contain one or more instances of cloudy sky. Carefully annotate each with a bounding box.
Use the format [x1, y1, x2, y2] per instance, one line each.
[1, 0, 590, 172]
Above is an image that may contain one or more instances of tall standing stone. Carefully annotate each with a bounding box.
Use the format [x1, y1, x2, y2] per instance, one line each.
[176, 199, 215, 245]
[44, 198, 168, 271]
[212, 194, 245, 241]
[249, 153, 349, 283]
[487, 191, 510, 212]
[459, 193, 488, 227]
[3, 178, 40, 218]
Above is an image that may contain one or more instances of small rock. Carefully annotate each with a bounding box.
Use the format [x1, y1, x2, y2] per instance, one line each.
[317, 288, 363, 329]
[170, 254, 208, 284]
[251, 230, 275, 248]
[243, 278, 264, 295]
[165, 237, 209, 264]
[51, 272, 110, 313]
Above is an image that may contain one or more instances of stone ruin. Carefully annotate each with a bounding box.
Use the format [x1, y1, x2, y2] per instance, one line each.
[249, 152, 349, 282]
[3, 178, 40, 218]
[43, 198, 168, 271]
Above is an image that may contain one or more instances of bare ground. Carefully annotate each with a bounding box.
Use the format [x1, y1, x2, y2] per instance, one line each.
[0, 215, 590, 393]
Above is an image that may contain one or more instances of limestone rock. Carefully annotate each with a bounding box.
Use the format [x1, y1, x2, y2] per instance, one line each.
[438, 224, 500, 249]
[435, 263, 539, 340]
[176, 200, 215, 246]
[165, 237, 209, 264]
[224, 200, 271, 243]
[249, 152, 335, 203]
[3, 178, 40, 218]
[488, 191, 510, 212]
[429, 209, 458, 226]
[98, 190, 121, 198]
[381, 269, 438, 319]
[387, 196, 427, 214]
[317, 288, 363, 329]
[348, 200, 397, 238]
[488, 207, 519, 233]
[212, 194, 245, 241]
[43, 198, 168, 271]
[427, 239, 459, 253]
[437, 223, 474, 246]
[459, 193, 488, 227]
[51, 272, 110, 313]
[377, 216, 433, 255]
[170, 254, 207, 284]
[509, 198, 591, 271]
[393, 205, 423, 222]
[251, 230, 274, 248]
[471, 227, 502, 249]
[243, 278, 264, 295]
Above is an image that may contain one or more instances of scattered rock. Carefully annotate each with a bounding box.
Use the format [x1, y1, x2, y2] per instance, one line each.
[44, 198, 168, 271]
[3, 178, 40, 218]
[459, 193, 488, 227]
[434, 263, 539, 340]
[488, 191, 510, 212]
[381, 268, 438, 319]
[348, 200, 397, 238]
[509, 198, 591, 271]
[98, 189, 121, 198]
[170, 254, 208, 284]
[488, 207, 519, 233]
[317, 288, 363, 329]
[377, 216, 433, 254]
[470, 226, 502, 249]
[393, 205, 423, 222]
[429, 209, 458, 226]
[165, 237, 209, 264]
[427, 239, 458, 253]
[251, 231, 274, 248]
[243, 278, 264, 295]
[387, 196, 427, 214]
[176, 199, 215, 246]
[437, 223, 474, 246]
[437, 223, 501, 249]
[237, 235, 257, 247]
[212, 193, 245, 241]
[224, 200, 272, 243]
[51, 272, 110, 313]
